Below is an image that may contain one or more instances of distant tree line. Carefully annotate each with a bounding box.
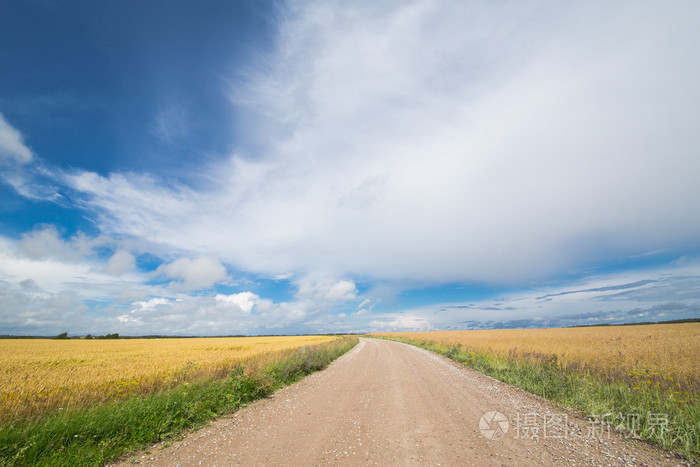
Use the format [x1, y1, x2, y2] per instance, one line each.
[570, 317, 700, 328]
[52, 332, 120, 340]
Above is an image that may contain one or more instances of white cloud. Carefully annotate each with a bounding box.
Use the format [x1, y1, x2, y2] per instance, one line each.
[353, 298, 373, 316]
[0, 229, 362, 336]
[2, 230, 697, 336]
[155, 255, 227, 291]
[215, 291, 259, 314]
[2, 3, 698, 337]
[0, 113, 32, 164]
[369, 315, 434, 332]
[110, 292, 318, 336]
[131, 297, 170, 312]
[17, 225, 104, 262]
[104, 250, 136, 276]
[51, 0, 700, 288]
[65, 171, 198, 239]
[0, 232, 147, 299]
[296, 279, 358, 301]
[380, 258, 700, 331]
[0, 281, 88, 335]
[0, 232, 163, 335]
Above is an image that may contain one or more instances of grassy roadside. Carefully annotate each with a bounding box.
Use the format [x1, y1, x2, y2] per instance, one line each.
[0, 336, 357, 466]
[378, 336, 698, 462]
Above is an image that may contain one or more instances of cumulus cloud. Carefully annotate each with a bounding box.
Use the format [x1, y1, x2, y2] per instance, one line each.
[18, 226, 97, 262]
[0, 113, 32, 164]
[131, 297, 170, 312]
[112, 292, 319, 336]
[1, 232, 142, 298]
[215, 291, 259, 313]
[0, 232, 150, 335]
[104, 250, 136, 276]
[0, 281, 88, 335]
[3, 229, 697, 336]
[155, 255, 227, 291]
[0, 229, 363, 335]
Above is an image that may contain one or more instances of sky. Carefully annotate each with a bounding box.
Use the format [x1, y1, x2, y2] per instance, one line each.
[1, 0, 699, 336]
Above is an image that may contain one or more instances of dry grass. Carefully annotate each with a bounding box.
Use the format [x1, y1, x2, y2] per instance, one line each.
[375, 323, 700, 395]
[0, 335, 336, 420]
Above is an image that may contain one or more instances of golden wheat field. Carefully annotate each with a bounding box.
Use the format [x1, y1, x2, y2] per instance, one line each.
[375, 323, 700, 390]
[0, 335, 336, 420]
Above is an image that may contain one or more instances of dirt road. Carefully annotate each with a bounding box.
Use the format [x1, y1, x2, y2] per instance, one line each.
[118, 338, 686, 466]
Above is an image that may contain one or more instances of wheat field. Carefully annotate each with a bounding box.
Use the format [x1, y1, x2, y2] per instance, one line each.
[375, 323, 700, 394]
[0, 335, 336, 420]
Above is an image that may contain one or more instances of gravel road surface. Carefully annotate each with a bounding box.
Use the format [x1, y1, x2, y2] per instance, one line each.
[116, 338, 688, 466]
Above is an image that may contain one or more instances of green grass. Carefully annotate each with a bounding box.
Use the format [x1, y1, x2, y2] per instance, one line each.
[379, 336, 698, 463]
[0, 337, 357, 466]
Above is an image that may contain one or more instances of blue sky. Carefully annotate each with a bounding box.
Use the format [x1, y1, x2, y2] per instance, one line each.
[1, 0, 699, 336]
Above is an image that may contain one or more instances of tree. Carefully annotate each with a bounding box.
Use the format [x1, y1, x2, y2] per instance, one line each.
[53, 332, 69, 340]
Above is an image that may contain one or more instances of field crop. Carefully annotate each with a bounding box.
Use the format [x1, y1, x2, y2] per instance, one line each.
[376, 324, 700, 396]
[375, 324, 699, 460]
[0, 335, 357, 465]
[0, 335, 336, 421]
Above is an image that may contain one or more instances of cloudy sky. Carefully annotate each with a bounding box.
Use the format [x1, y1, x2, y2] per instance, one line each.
[1, 0, 699, 336]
